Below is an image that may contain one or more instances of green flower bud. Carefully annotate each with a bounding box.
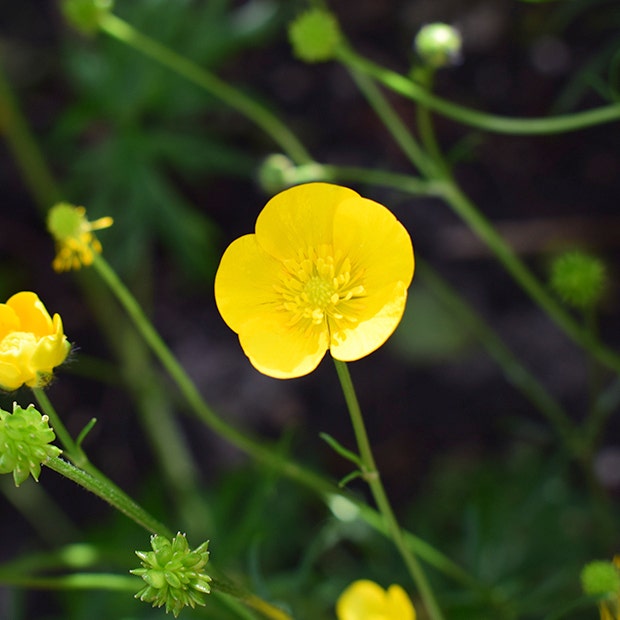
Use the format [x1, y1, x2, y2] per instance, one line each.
[257, 154, 297, 194]
[288, 9, 342, 63]
[131, 533, 212, 618]
[61, 0, 113, 35]
[581, 560, 620, 597]
[0, 403, 62, 486]
[549, 250, 607, 309]
[414, 23, 462, 69]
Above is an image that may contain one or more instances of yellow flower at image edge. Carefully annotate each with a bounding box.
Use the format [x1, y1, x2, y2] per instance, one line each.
[214, 183, 414, 378]
[0, 292, 71, 390]
[336, 580, 416, 620]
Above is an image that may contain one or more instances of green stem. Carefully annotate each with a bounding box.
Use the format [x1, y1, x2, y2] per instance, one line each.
[333, 359, 445, 620]
[31, 387, 92, 472]
[0, 62, 62, 210]
[283, 161, 444, 196]
[418, 261, 579, 454]
[345, 65, 436, 178]
[338, 46, 620, 134]
[437, 182, 620, 376]
[97, 12, 313, 165]
[44, 456, 174, 538]
[89, 252, 486, 593]
[211, 577, 292, 620]
[0, 572, 138, 591]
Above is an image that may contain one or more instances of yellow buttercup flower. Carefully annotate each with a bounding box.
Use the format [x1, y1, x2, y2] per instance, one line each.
[336, 579, 416, 620]
[0, 292, 71, 390]
[47, 203, 113, 272]
[214, 183, 414, 378]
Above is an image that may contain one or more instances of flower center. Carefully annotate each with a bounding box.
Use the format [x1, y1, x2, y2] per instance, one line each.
[275, 245, 366, 329]
[0, 332, 37, 356]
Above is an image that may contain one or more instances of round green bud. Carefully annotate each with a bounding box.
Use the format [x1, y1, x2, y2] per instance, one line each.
[581, 560, 620, 597]
[61, 0, 113, 35]
[549, 250, 607, 309]
[0, 403, 62, 486]
[414, 23, 462, 69]
[288, 9, 342, 63]
[257, 154, 297, 194]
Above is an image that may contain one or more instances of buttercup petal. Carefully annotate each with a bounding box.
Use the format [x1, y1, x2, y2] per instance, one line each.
[238, 314, 329, 378]
[386, 584, 416, 619]
[214, 234, 284, 334]
[0, 304, 20, 340]
[330, 281, 408, 361]
[0, 361, 26, 391]
[333, 196, 414, 291]
[6, 292, 54, 337]
[336, 580, 390, 620]
[255, 183, 358, 261]
[336, 580, 416, 620]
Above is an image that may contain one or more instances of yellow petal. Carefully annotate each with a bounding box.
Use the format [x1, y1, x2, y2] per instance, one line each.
[336, 580, 390, 620]
[336, 580, 415, 620]
[0, 361, 26, 391]
[255, 183, 359, 261]
[330, 282, 408, 361]
[0, 304, 20, 340]
[385, 584, 416, 620]
[6, 292, 54, 337]
[333, 196, 414, 292]
[214, 234, 284, 334]
[238, 313, 328, 378]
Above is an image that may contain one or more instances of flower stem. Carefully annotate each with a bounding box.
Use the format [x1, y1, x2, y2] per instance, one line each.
[0, 62, 62, 211]
[31, 387, 92, 472]
[97, 12, 313, 165]
[333, 359, 445, 620]
[44, 456, 174, 538]
[338, 46, 620, 134]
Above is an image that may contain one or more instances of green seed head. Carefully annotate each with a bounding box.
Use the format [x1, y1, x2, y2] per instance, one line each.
[288, 9, 342, 63]
[131, 533, 212, 617]
[550, 250, 607, 309]
[581, 560, 620, 597]
[0, 403, 62, 486]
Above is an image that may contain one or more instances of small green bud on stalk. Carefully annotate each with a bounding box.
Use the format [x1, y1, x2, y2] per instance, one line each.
[414, 23, 462, 69]
[550, 250, 607, 309]
[131, 533, 212, 617]
[0, 403, 62, 486]
[288, 9, 342, 63]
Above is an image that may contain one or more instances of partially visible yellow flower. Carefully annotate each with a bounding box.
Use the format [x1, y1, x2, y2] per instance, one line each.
[0, 292, 71, 390]
[600, 556, 620, 620]
[214, 183, 414, 378]
[47, 203, 113, 272]
[336, 580, 416, 620]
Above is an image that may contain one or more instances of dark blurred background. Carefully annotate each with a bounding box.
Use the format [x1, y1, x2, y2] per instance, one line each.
[1, 1, 620, 618]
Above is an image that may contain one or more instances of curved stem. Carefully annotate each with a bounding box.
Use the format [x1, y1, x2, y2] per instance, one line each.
[333, 359, 445, 620]
[97, 12, 313, 165]
[338, 46, 620, 134]
[44, 457, 174, 538]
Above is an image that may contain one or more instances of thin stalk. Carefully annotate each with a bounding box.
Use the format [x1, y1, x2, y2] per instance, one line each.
[90, 253, 486, 592]
[0, 63, 61, 210]
[333, 359, 445, 620]
[283, 162, 444, 196]
[97, 12, 313, 165]
[0, 572, 137, 591]
[438, 182, 620, 376]
[345, 66, 436, 178]
[44, 457, 174, 538]
[338, 47, 620, 134]
[31, 387, 92, 472]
